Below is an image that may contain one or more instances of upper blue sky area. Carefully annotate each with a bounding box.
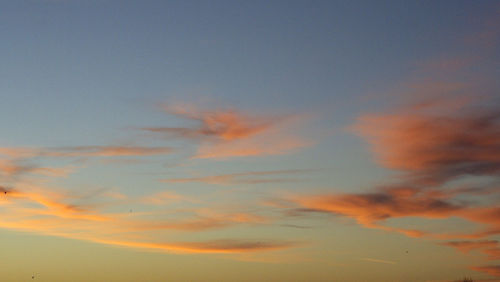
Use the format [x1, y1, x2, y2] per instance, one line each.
[0, 0, 497, 146]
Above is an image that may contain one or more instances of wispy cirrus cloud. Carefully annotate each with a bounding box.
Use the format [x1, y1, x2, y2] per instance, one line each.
[169, 239, 298, 253]
[0, 159, 75, 179]
[143, 103, 313, 159]
[0, 145, 173, 158]
[162, 169, 311, 185]
[0, 114, 303, 257]
[470, 265, 500, 277]
[359, 257, 397, 265]
[43, 146, 173, 157]
[87, 238, 298, 254]
[140, 190, 188, 205]
[144, 103, 276, 141]
[441, 240, 500, 263]
[0, 145, 172, 181]
[483, 248, 500, 261]
[0, 183, 294, 255]
[441, 240, 499, 254]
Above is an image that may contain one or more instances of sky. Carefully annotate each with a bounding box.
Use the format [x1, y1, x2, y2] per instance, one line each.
[0, 1, 500, 281]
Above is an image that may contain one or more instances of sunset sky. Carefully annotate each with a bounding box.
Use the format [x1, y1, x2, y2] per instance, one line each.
[1, 1, 500, 281]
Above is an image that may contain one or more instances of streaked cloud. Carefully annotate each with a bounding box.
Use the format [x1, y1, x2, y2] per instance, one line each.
[441, 240, 499, 254]
[0, 159, 74, 179]
[0, 109, 304, 257]
[44, 146, 173, 157]
[169, 239, 298, 253]
[441, 240, 500, 261]
[0, 183, 294, 255]
[0, 146, 173, 158]
[0, 145, 172, 181]
[162, 169, 311, 185]
[291, 186, 463, 238]
[470, 265, 500, 277]
[87, 238, 298, 254]
[145, 103, 277, 141]
[483, 248, 500, 261]
[141, 190, 188, 205]
[143, 103, 313, 159]
[359, 257, 397, 265]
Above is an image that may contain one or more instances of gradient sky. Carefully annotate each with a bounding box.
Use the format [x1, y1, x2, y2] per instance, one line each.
[1, 1, 500, 281]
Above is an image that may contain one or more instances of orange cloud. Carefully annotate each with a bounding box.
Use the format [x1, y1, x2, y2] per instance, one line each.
[192, 208, 268, 225]
[43, 146, 173, 157]
[0, 145, 171, 181]
[359, 257, 397, 265]
[0, 146, 172, 158]
[481, 247, 500, 261]
[441, 240, 499, 254]
[146, 103, 277, 141]
[0, 147, 38, 158]
[123, 211, 268, 232]
[143, 103, 313, 159]
[0, 159, 74, 179]
[0, 159, 35, 177]
[194, 134, 310, 159]
[291, 186, 463, 235]
[470, 265, 500, 277]
[162, 169, 310, 185]
[1, 187, 108, 222]
[87, 238, 297, 254]
[0, 211, 294, 254]
[141, 190, 187, 205]
[171, 239, 297, 253]
[0, 183, 291, 255]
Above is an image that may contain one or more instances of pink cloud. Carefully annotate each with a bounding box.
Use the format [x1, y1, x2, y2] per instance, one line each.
[352, 96, 500, 184]
[143, 103, 313, 159]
